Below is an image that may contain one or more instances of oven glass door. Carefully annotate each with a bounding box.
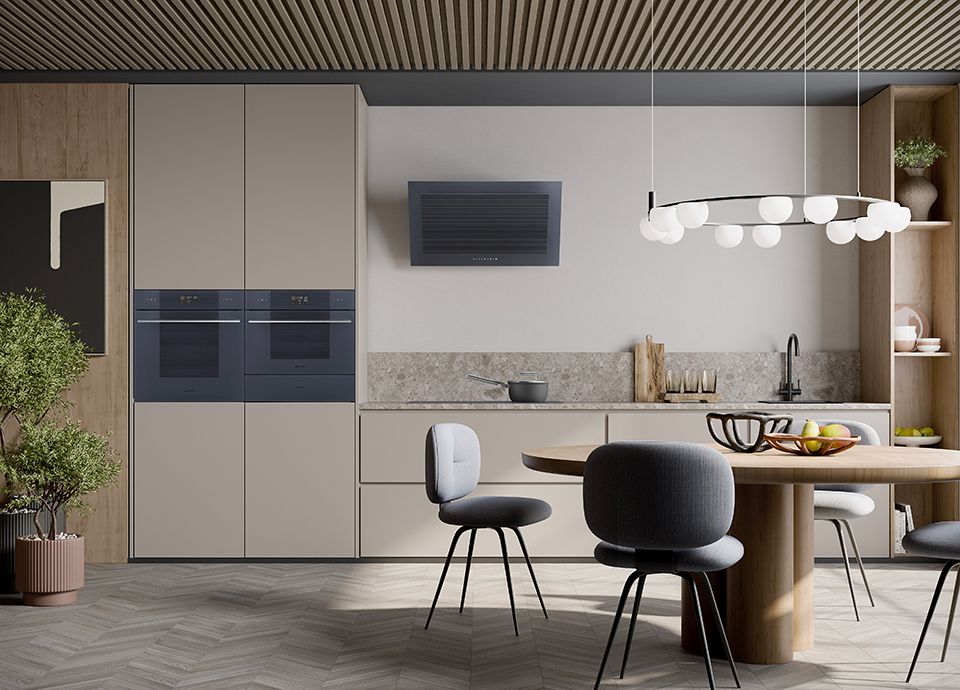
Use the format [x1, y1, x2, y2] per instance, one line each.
[134, 310, 244, 401]
[245, 310, 355, 375]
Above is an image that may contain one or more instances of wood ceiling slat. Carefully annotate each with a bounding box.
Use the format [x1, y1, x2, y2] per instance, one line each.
[5, 2, 87, 70]
[1, 0, 959, 71]
[413, 0, 435, 69]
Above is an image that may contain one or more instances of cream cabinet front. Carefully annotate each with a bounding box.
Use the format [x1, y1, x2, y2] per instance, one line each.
[244, 403, 356, 558]
[133, 403, 245, 557]
[607, 409, 892, 558]
[133, 85, 245, 289]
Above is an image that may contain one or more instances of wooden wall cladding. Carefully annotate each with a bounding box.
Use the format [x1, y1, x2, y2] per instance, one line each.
[0, 84, 129, 563]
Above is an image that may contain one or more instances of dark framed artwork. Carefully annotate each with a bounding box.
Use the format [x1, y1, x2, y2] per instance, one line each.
[0, 180, 107, 355]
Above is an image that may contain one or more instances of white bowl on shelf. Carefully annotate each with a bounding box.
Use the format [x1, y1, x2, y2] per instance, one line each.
[894, 434, 942, 447]
[916, 337, 942, 352]
[917, 344, 942, 353]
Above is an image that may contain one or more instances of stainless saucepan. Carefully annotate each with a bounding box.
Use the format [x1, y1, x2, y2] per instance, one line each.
[466, 373, 549, 403]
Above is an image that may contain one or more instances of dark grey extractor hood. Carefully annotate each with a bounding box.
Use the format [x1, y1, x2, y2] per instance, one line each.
[408, 181, 561, 266]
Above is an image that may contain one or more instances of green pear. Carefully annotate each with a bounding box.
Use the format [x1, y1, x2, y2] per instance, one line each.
[921, 426, 936, 437]
[800, 419, 821, 452]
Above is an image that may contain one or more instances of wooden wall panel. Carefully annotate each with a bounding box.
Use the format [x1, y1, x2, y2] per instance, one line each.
[0, 83, 129, 563]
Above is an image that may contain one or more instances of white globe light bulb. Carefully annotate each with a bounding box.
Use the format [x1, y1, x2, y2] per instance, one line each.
[758, 196, 793, 224]
[889, 206, 912, 232]
[867, 201, 902, 230]
[752, 224, 782, 248]
[715, 224, 743, 249]
[804, 195, 839, 224]
[659, 225, 684, 245]
[649, 206, 684, 236]
[675, 202, 709, 229]
[855, 216, 885, 241]
[639, 216, 666, 241]
[825, 220, 856, 244]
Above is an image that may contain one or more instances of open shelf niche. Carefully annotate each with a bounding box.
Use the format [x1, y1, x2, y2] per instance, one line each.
[859, 84, 960, 555]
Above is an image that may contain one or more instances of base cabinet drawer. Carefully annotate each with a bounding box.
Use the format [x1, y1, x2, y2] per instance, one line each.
[360, 483, 595, 557]
[245, 403, 356, 558]
[361, 410, 604, 483]
[133, 403, 244, 557]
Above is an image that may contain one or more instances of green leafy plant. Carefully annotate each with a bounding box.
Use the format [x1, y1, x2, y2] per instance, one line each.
[894, 136, 948, 169]
[0, 290, 112, 539]
[0, 421, 119, 539]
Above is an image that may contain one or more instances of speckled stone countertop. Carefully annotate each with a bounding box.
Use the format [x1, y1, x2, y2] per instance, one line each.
[359, 401, 891, 411]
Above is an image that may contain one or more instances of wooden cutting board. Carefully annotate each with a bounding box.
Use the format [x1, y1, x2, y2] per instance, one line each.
[634, 335, 665, 402]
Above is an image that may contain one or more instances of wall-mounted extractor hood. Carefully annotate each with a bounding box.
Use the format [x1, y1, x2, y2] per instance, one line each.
[408, 181, 561, 266]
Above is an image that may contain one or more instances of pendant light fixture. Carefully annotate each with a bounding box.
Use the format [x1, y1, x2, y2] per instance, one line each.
[641, 0, 911, 248]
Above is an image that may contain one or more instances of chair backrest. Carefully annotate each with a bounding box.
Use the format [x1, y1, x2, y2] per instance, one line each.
[787, 418, 881, 492]
[582, 441, 735, 550]
[425, 423, 481, 504]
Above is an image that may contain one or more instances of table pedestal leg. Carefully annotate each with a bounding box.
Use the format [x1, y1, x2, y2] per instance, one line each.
[726, 483, 795, 664]
[793, 484, 815, 652]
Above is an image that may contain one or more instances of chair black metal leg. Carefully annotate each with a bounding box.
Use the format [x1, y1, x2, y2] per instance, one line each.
[831, 519, 860, 621]
[681, 573, 716, 690]
[425, 526, 469, 630]
[698, 572, 741, 688]
[841, 519, 875, 607]
[494, 527, 519, 636]
[458, 529, 477, 614]
[942, 567, 960, 662]
[510, 527, 548, 619]
[594, 570, 641, 690]
[619, 574, 646, 679]
[907, 561, 959, 682]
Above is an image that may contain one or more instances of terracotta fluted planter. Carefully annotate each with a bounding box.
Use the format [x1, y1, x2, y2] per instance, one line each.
[14, 535, 85, 606]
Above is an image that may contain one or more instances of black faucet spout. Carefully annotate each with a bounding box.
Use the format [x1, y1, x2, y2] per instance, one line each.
[782, 333, 801, 401]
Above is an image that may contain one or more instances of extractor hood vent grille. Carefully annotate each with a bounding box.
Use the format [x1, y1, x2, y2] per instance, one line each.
[409, 181, 561, 266]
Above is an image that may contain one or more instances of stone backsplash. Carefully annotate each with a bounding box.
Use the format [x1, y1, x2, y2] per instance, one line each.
[366, 351, 861, 403]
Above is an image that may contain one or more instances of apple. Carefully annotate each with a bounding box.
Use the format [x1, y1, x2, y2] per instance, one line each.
[821, 423, 851, 438]
[800, 419, 821, 452]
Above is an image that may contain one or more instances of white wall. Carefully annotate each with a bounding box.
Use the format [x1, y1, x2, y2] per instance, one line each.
[367, 106, 859, 353]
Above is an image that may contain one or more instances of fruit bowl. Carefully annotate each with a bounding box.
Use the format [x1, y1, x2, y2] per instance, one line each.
[763, 433, 861, 456]
[894, 434, 942, 447]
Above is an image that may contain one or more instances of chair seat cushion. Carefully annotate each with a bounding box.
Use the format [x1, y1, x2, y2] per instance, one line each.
[813, 490, 875, 520]
[439, 496, 552, 528]
[903, 522, 960, 560]
[594, 535, 744, 573]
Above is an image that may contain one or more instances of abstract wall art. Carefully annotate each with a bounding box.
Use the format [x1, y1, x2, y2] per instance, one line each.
[0, 180, 107, 354]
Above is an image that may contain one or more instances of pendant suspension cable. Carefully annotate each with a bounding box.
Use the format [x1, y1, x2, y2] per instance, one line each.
[803, 0, 807, 197]
[649, 0, 655, 202]
[856, 0, 861, 196]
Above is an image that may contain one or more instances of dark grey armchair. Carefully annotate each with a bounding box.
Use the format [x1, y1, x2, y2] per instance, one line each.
[424, 423, 551, 635]
[583, 441, 743, 690]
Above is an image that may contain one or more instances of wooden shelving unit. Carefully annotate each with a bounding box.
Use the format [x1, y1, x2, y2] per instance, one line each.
[859, 84, 960, 556]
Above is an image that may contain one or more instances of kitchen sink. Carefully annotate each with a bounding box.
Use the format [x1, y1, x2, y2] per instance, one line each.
[757, 400, 839, 404]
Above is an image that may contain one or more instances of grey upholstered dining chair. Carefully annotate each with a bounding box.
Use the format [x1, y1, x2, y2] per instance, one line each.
[424, 423, 551, 635]
[583, 441, 743, 690]
[788, 418, 881, 620]
[904, 524, 960, 682]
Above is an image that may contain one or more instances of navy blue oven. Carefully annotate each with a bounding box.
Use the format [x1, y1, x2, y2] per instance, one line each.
[244, 290, 355, 402]
[134, 290, 244, 402]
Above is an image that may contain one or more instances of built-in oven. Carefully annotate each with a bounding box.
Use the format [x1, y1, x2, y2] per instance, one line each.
[134, 290, 244, 402]
[244, 290, 355, 402]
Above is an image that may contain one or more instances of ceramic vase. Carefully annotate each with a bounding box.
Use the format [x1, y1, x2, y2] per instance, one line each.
[896, 167, 938, 221]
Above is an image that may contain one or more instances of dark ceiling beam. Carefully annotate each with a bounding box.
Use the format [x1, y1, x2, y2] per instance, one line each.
[0, 69, 957, 106]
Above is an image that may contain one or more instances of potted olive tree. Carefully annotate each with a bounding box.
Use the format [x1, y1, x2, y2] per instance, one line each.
[894, 136, 948, 221]
[0, 291, 119, 605]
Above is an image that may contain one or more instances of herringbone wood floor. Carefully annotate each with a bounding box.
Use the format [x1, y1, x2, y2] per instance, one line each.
[0, 560, 957, 689]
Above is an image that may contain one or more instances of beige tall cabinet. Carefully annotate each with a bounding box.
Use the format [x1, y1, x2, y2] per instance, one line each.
[133, 85, 245, 289]
[245, 85, 357, 289]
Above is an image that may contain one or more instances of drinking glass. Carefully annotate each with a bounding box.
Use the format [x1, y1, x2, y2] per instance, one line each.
[701, 369, 718, 394]
[683, 369, 700, 394]
[666, 369, 682, 393]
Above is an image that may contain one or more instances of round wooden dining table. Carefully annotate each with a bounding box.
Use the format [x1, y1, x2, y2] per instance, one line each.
[521, 443, 960, 665]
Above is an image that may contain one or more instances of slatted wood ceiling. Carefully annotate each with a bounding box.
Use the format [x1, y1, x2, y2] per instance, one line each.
[0, 1, 958, 72]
